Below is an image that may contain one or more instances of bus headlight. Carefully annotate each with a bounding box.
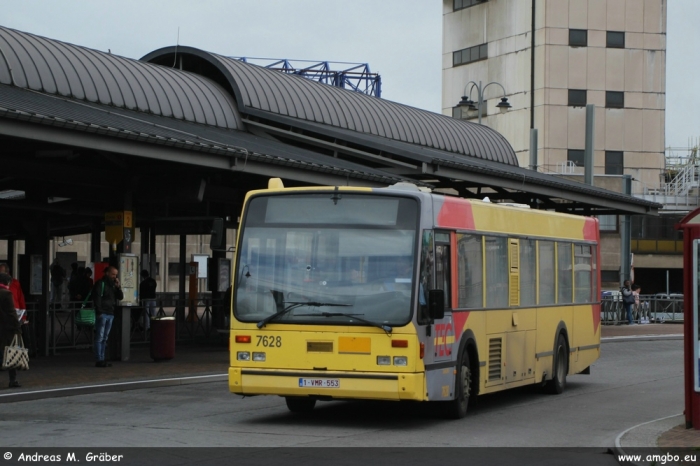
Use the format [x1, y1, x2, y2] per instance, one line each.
[377, 356, 391, 365]
[252, 352, 266, 362]
[393, 356, 408, 366]
[237, 352, 250, 361]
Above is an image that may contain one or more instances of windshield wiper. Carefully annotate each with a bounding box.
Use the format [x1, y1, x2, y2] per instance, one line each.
[296, 311, 392, 335]
[256, 301, 351, 329]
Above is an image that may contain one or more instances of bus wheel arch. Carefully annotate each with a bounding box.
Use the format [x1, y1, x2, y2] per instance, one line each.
[462, 331, 480, 404]
[546, 324, 570, 395]
[444, 331, 479, 419]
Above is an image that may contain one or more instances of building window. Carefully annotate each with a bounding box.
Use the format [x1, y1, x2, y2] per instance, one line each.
[454, 0, 487, 11]
[607, 31, 625, 48]
[601, 270, 619, 283]
[606, 91, 624, 108]
[597, 215, 618, 232]
[568, 89, 587, 107]
[605, 151, 624, 175]
[453, 43, 488, 67]
[631, 215, 683, 241]
[569, 29, 588, 47]
[567, 149, 585, 167]
[168, 262, 181, 278]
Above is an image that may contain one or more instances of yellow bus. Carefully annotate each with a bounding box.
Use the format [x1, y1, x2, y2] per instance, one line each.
[228, 179, 601, 418]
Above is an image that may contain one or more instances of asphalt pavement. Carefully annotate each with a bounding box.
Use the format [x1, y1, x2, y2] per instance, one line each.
[0, 322, 695, 458]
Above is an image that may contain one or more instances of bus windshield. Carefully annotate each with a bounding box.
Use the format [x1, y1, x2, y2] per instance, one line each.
[234, 193, 419, 327]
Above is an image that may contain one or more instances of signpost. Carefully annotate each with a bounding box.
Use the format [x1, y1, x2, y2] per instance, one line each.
[105, 211, 134, 253]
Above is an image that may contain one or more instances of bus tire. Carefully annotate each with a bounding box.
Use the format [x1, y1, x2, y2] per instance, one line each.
[445, 349, 471, 419]
[285, 397, 316, 413]
[546, 334, 568, 395]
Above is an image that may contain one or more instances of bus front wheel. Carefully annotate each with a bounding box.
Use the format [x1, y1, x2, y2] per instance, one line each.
[285, 396, 316, 413]
[546, 334, 568, 395]
[445, 350, 471, 419]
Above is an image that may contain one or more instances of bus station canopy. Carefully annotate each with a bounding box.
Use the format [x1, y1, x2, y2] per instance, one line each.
[0, 26, 660, 239]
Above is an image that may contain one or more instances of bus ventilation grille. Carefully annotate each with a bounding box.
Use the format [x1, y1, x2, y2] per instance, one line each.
[488, 338, 502, 381]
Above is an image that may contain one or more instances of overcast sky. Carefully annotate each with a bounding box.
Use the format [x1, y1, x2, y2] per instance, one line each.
[3, 0, 697, 152]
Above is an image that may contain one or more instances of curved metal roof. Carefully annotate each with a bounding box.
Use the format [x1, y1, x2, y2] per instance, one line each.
[0, 26, 241, 129]
[0, 83, 402, 185]
[142, 46, 518, 166]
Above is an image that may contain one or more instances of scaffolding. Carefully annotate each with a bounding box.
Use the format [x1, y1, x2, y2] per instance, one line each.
[641, 142, 700, 207]
[229, 57, 381, 97]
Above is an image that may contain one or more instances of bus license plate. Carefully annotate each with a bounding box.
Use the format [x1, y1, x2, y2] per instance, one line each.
[298, 378, 340, 388]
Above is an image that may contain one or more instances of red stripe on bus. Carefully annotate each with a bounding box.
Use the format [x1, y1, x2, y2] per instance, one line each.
[436, 198, 475, 230]
[592, 304, 601, 334]
[452, 311, 471, 336]
[583, 217, 598, 241]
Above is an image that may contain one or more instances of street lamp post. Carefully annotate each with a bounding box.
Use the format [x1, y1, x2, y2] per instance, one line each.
[455, 80, 511, 125]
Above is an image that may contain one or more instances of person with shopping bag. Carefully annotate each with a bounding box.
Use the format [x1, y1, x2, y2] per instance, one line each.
[0, 272, 23, 388]
[0, 263, 31, 354]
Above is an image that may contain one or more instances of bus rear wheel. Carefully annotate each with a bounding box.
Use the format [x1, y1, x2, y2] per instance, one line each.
[445, 351, 471, 419]
[546, 334, 568, 394]
[285, 397, 316, 413]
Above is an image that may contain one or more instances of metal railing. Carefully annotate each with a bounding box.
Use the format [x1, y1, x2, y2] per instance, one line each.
[31, 293, 684, 352]
[40, 296, 227, 354]
[639, 158, 700, 207]
[601, 294, 684, 325]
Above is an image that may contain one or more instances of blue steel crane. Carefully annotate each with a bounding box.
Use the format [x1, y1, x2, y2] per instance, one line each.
[229, 57, 382, 97]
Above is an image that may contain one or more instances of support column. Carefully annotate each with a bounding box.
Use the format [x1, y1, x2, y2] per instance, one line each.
[529, 128, 538, 171]
[150, 227, 157, 276]
[23, 217, 50, 356]
[211, 245, 226, 328]
[584, 104, 595, 186]
[177, 234, 186, 322]
[7, 239, 14, 270]
[140, 226, 148, 263]
[91, 222, 102, 263]
[620, 175, 632, 285]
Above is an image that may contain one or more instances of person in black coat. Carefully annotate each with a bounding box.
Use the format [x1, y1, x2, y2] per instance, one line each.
[139, 270, 157, 332]
[93, 266, 124, 368]
[0, 272, 22, 387]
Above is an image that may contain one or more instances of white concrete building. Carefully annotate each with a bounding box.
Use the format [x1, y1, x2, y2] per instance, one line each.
[442, 0, 673, 290]
[442, 0, 666, 189]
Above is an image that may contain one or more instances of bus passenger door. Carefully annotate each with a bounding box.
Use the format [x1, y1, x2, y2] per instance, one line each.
[433, 238, 454, 363]
[420, 231, 455, 400]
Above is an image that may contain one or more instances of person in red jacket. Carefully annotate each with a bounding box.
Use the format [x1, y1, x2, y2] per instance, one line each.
[0, 272, 22, 388]
[0, 263, 26, 322]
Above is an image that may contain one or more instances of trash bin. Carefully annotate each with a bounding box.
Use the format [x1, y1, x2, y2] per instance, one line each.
[150, 317, 175, 361]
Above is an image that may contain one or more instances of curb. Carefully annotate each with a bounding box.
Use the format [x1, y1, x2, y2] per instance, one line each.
[602, 335, 683, 343]
[613, 413, 684, 466]
[0, 373, 227, 403]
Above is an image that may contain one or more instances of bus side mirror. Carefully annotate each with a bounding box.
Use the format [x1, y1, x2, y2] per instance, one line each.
[210, 218, 225, 250]
[428, 289, 445, 320]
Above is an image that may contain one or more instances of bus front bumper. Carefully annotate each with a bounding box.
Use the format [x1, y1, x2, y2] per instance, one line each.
[229, 367, 426, 401]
